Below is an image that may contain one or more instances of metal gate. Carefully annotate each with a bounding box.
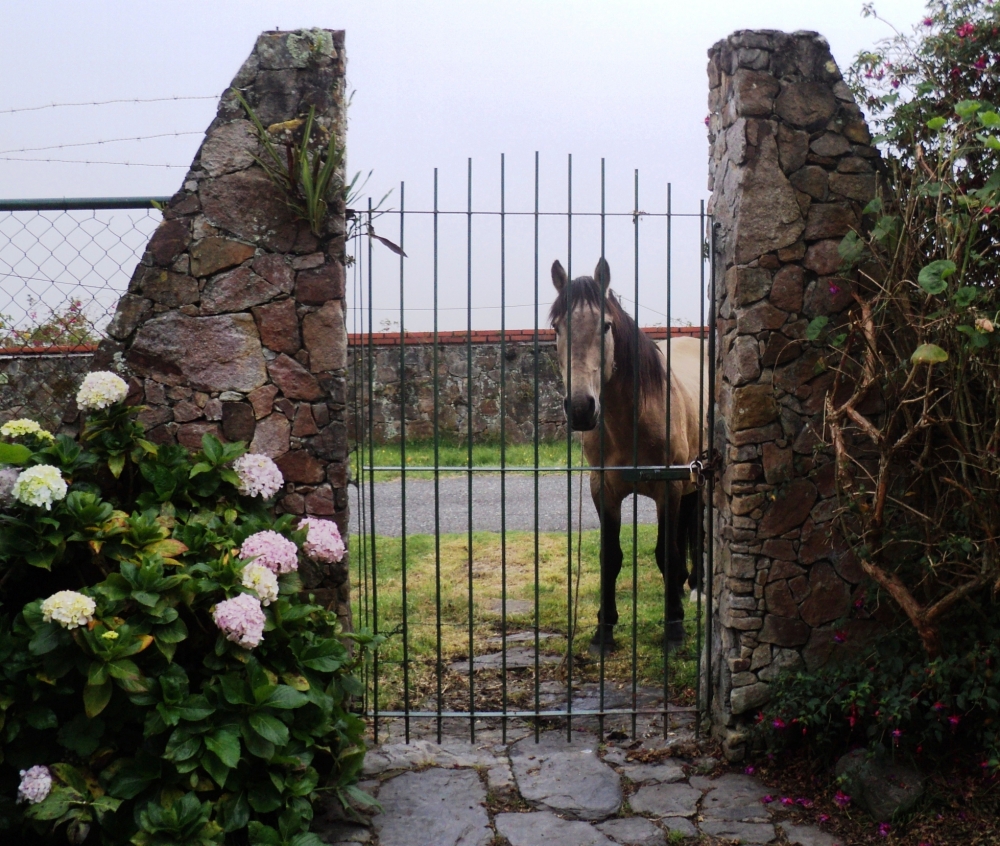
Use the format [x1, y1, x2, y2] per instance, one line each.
[348, 155, 717, 744]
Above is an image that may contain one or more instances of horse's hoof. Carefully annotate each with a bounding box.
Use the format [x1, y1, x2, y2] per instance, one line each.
[589, 627, 618, 656]
[664, 620, 686, 652]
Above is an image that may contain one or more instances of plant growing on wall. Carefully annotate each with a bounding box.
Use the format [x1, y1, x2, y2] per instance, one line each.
[819, 0, 1000, 657]
[0, 373, 377, 845]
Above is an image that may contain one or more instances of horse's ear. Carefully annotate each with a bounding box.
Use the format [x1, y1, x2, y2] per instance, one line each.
[551, 260, 568, 292]
[595, 257, 611, 293]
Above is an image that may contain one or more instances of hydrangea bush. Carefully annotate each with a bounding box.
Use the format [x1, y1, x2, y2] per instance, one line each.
[0, 376, 375, 845]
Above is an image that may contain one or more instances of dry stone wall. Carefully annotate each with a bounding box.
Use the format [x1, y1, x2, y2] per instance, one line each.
[706, 30, 876, 757]
[95, 29, 351, 628]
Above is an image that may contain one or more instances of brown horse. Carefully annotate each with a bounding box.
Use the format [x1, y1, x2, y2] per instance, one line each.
[549, 257, 704, 653]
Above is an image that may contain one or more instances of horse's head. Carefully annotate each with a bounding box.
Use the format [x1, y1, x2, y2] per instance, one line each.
[549, 258, 617, 431]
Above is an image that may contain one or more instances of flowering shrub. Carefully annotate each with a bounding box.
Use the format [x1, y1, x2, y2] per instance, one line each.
[755, 624, 1000, 772]
[0, 373, 374, 844]
[299, 518, 346, 565]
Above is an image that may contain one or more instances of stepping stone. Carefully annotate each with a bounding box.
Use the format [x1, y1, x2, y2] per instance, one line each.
[597, 816, 666, 846]
[486, 598, 534, 615]
[372, 769, 492, 846]
[312, 821, 371, 844]
[619, 762, 686, 784]
[510, 731, 622, 820]
[691, 773, 771, 822]
[450, 646, 562, 674]
[628, 782, 700, 817]
[662, 817, 698, 838]
[362, 739, 497, 775]
[485, 630, 559, 644]
[779, 822, 840, 846]
[699, 820, 776, 844]
[496, 811, 615, 846]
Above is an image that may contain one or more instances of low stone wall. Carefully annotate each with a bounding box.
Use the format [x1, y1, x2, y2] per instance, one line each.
[0, 347, 96, 432]
[347, 327, 705, 444]
[706, 29, 877, 757]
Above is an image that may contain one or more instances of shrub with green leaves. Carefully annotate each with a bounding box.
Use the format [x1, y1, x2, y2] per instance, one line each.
[0, 372, 377, 845]
[813, 0, 1000, 657]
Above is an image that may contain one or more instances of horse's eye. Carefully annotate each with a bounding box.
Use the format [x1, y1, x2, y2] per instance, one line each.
[604, 321, 612, 333]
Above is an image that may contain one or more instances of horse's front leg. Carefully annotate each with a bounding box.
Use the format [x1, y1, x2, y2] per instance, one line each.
[656, 482, 686, 650]
[590, 473, 623, 655]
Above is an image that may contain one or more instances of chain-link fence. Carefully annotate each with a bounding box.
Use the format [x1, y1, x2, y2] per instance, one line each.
[0, 198, 167, 429]
[0, 198, 168, 350]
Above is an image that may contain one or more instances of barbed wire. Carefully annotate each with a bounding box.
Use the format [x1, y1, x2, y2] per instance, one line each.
[0, 96, 217, 115]
[0, 131, 204, 156]
[0, 156, 187, 168]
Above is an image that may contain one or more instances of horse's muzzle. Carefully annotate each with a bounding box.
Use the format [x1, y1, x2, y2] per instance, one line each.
[565, 395, 598, 431]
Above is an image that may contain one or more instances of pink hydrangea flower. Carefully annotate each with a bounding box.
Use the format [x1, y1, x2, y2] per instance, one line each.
[299, 517, 346, 564]
[232, 453, 283, 499]
[240, 530, 299, 575]
[17, 765, 52, 804]
[213, 593, 266, 649]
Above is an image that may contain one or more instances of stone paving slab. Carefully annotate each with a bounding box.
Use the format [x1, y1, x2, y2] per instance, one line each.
[596, 816, 666, 846]
[496, 810, 617, 846]
[372, 768, 492, 846]
[628, 782, 701, 818]
[510, 731, 622, 820]
[450, 645, 563, 674]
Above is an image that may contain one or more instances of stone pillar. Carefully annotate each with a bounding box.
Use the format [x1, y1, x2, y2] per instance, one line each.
[96, 29, 352, 630]
[706, 30, 876, 757]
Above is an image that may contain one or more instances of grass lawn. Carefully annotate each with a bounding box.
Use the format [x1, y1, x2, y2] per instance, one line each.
[351, 525, 703, 715]
[354, 438, 585, 481]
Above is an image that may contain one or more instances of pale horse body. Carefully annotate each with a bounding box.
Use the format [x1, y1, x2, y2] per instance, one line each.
[549, 258, 706, 653]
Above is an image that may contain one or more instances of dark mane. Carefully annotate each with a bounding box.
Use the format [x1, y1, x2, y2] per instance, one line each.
[548, 276, 665, 401]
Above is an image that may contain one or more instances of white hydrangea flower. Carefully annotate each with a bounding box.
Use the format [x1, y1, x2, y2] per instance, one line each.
[17, 765, 52, 804]
[241, 562, 280, 606]
[12, 465, 68, 510]
[41, 590, 96, 629]
[76, 371, 128, 411]
[232, 453, 284, 499]
[0, 419, 54, 441]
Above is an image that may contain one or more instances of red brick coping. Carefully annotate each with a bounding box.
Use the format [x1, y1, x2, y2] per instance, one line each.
[348, 326, 707, 347]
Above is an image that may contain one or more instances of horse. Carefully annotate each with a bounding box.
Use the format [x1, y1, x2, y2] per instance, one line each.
[549, 257, 705, 654]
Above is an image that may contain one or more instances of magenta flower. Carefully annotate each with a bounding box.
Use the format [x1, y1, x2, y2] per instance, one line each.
[957, 22, 975, 38]
[891, 78, 901, 89]
[781, 797, 795, 806]
[933, 701, 945, 711]
[833, 630, 847, 644]
[704, 115, 710, 127]
[213, 593, 266, 649]
[761, 795, 774, 804]
[879, 822, 892, 836]
[773, 718, 786, 730]
[975, 55, 988, 69]
[948, 714, 961, 727]
[854, 594, 865, 610]
[834, 790, 852, 808]
[923, 17, 934, 25]
[797, 797, 814, 807]
[818, 814, 830, 823]
[745, 765, 755, 775]
[239, 530, 299, 575]
[828, 283, 841, 296]
[298, 517, 346, 564]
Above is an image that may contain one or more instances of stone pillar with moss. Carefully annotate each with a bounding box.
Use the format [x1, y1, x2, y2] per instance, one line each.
[706, 30, 877, 758]
[96, 29, 352, 630]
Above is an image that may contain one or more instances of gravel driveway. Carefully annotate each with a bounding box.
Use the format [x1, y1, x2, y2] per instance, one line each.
[348, 474, 658, 537]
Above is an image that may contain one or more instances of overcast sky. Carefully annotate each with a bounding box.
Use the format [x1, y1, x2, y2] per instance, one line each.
[1, 0, 930, 331]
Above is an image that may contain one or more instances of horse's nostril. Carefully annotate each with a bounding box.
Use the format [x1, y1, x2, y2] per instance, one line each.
[587, 396, 596, 417]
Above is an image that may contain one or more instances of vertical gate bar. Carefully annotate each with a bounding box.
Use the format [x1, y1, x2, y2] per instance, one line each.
[398, 184, 410, 744]
[367, 199, 380, 743]
[533, 151, 541, 742]
[565, 152, 574, 741]
[695, 200, 706, 734]
[598, 158, 607, 739]
[630, 170, 640, 740]
[434, 169, 443, 744]
[663, 183, 672, 738]
[499, 154, 509, 743]
[351, 218, 368, 713]
[706, 212, 717, 727]
[467, 157, 476, 742]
